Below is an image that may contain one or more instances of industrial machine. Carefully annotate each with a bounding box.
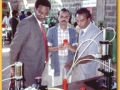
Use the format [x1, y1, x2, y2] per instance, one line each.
[2, 27, 116, 90]
[84, 28, 116, 90]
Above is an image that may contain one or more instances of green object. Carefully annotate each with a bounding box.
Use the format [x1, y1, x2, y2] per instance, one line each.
[106, 31, 116, 63]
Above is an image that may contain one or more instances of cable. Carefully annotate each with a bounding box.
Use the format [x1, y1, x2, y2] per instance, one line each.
[104, 27, 116, 42]
[2, 77, 15, 82]
[76, 26, 116, 61]
[74, 27, 116, 66]
[76, 31, 102, 63]
[67, 39, 101, 78]
[70, 27, 116, 74]
[2, 63, 15, 72]
[74, 59, 116, 72]
[73, 37, 101, 69]
[66, 59, 116, 79]
[72, 31, 102, 71]
[66, 27, 116, 79]
[74, 39, 101, 64]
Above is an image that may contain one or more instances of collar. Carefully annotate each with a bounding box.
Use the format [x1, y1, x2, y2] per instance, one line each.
[34, 13, 42, 25]
[82, 22, 91, 33]
[58, 24, 70, 30]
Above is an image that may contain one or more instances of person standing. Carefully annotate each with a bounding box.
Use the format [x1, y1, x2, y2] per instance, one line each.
[26, 11, 32, 17]
[2, 12, 12, 43]
[9, 10, 19, 38]
[65, 8, 103, 82]
[47, 8, 77, 86]
[2, 12, 11, 27]
[19, 10, 26, 20]
[9, 0, 51, 87]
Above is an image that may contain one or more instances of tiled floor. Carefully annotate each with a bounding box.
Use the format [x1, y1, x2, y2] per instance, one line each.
[2, 42, 117, 90]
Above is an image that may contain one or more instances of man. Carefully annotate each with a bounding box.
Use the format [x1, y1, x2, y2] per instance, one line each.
[9, 10, 19, 38]
[2, 12, 12, 44]
[65, 8, 103, 82]
[10, 0, 51, 87]
[26, 11, 32, 17]
[47, 8, 77, 86]
[2, 12, 11, 27]
[19, 10, 26, 20]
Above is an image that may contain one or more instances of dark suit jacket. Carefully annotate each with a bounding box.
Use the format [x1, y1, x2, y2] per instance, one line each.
[10, 15, 46, 87]
[9, 17, 19, 38]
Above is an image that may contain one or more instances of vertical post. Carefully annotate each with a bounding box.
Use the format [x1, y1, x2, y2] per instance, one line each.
[96, 0, 105, 26]
[49, 0, 52, 17]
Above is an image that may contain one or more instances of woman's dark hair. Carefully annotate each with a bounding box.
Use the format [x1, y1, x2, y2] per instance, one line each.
[58, 8, 70, 16]
[35, 0, 51, 9]
[75, 8, 91, 19]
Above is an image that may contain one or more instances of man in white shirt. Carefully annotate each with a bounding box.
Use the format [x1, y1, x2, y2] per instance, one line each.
[2, 12, 11, 27]
[47, 8, 77, 86]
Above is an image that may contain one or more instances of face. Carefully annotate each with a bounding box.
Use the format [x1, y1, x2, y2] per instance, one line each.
[15, 13, 19, 18]
[35, 5, 50, 22]
[58, 11, 70, 25]
[14, 13, 19, 18]
[76, 13, 90, 29]
[6, 13, 9, 17]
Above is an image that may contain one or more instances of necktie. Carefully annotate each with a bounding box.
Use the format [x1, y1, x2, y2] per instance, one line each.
[40, 23, 48, 62]
[80, 30, 84, 36]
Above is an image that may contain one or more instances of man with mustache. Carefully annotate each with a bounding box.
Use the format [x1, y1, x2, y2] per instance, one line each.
[47, 8, 77, 86]
[65, 8, 103, 82]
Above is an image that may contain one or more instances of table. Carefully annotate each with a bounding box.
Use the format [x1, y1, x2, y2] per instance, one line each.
[2, 27, 12, 44]
[55, 76, 116, 90]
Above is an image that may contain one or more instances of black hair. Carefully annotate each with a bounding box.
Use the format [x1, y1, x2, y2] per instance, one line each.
[27, 11, 32, 16]
[58, 8, 70, 16]
[6, 12, 9, 14]
[21, 11, 24, 14]
[74, 22, 77, 27]
[75, 8, 91, 19]
[35, 0, 51, 9]
[68, 15, 72, 24]
[12, 10, 18, 16]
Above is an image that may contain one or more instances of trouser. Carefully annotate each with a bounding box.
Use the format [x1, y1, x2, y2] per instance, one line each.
[42, 56, 71, 87]
[53, 56, 68, 87]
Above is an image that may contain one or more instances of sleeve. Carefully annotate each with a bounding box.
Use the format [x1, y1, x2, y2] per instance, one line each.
[2, 17, 5, 24]
[71, 29, 78, 46]
[10, 19, 31, 64]
[47, 28, 54, 46]
[88, 30, 103, 57]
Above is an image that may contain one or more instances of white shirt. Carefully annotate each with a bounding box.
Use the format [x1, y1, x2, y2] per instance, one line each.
[80, 22, 91, 37]
[34, 13, 42, 26]
[47, 24, 77, 56]
[58, 25, 70, 56]
[2, 16, 11, 27]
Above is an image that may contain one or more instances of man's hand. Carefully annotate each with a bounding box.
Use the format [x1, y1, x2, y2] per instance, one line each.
[64, 42, 77, 52]
[58, 44, 66, 50]
[64, 60, 73, 70]
[64, 42, 71, 49]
